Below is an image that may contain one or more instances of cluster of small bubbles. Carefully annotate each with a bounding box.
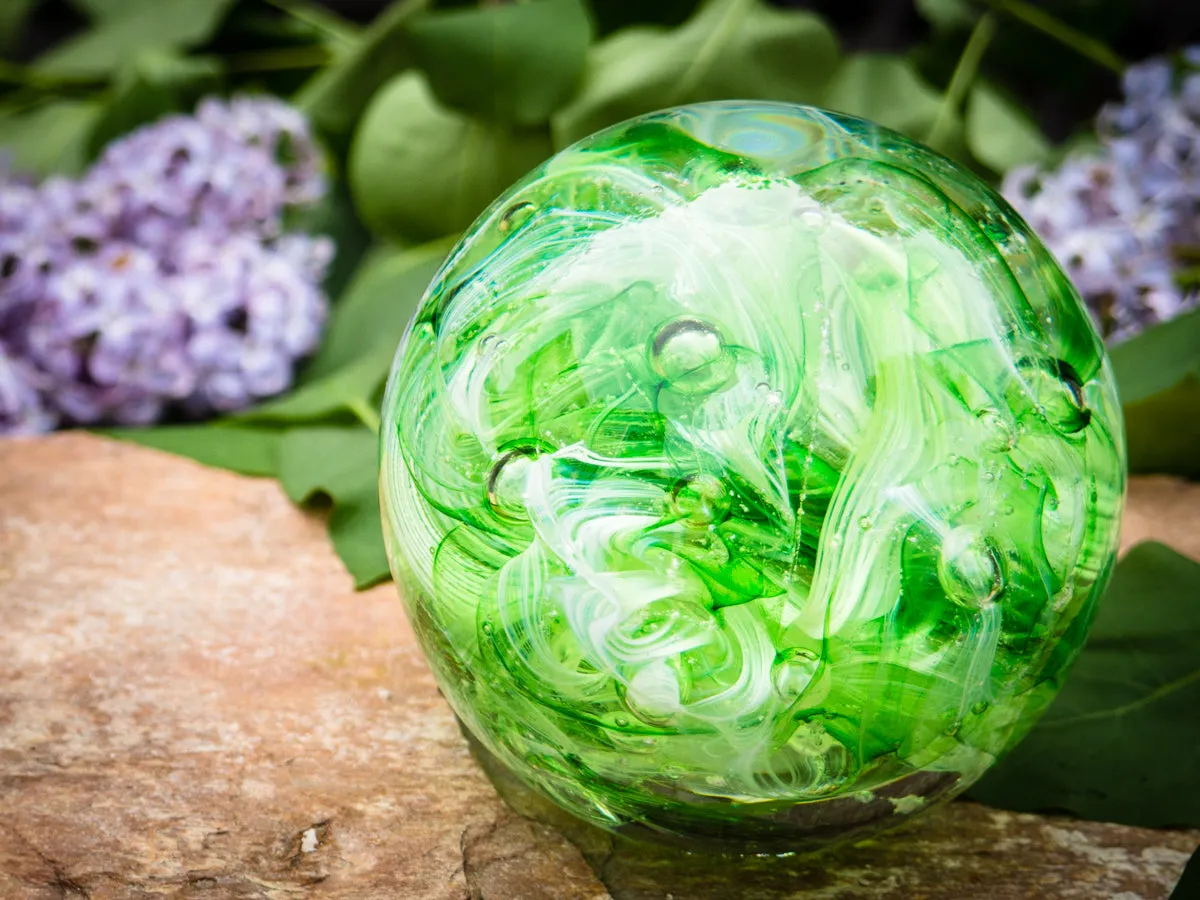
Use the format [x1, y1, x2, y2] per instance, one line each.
[977, 407, 1018, 451]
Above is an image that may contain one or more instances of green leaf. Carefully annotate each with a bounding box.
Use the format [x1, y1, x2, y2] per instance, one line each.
[35, 0, 237, 79]
[0, 0, 42, 51]
[349, 70, 551, 242]
[235, 338, 393, 426]
[406, 0, 592, 126]
[0, 100, 104, 178]
[915, 0, 977, 31]
[101, 424, 282, 477]
[965, 81, 1051, 174]
[69, 0, 144, 19]
[303, 237, 453, 383]
[823, 54, 946, 139]
[969, 542, 1200, 828]
[238, 239, 454, 427]
[1111, 309, 1200, 479]
[1171, 846, 1200, 900]
[293, 0, 430, 142]
[552, 0, 839, 147]
[88, 50, 223, 157]
[278, 426, 388, 589]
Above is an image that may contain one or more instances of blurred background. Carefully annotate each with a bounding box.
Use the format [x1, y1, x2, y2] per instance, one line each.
[1, 0, 1198, 586]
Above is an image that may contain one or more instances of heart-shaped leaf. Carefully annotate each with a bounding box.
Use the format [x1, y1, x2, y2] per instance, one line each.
[407, 0, 593, 126]
[294, 0, 431, 142]
[1111, 309, 1200, 479]
[552, 0, 839, 147]
[349, 70, 551, 242]
[278, 426, 388, 588]
[969, 542, 1200, 828]
[35, 0, 237, 79]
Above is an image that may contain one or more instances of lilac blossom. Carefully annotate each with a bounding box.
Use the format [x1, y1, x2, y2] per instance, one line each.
[0, 95, 332, 432]
[1004, 49, 1200, 342]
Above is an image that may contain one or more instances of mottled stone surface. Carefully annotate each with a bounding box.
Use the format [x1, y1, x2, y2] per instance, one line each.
[0, 434, 1195, 899]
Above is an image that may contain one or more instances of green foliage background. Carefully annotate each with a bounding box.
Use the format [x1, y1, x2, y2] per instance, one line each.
[3, 0, 1198, 836]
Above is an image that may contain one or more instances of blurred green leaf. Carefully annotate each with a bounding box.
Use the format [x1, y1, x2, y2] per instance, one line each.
[69, 0, 144, 18]
[1111, 310, 1200, 479]
[915, 0, 977, 31]
[969, 542, 1200, 828]
[234, 338, 394, 427]
[102, 424, 282, 477]
[406, 0, 592, 126]
[965, 81, 1051, 173]
[293, 0, 430, 142]
[0, 0, 42, 51]
[0, 100, 103, 178]
[303, 237, 453, 383]
[278, 426, 388, 588]
[35, 0, 237, 79]
[823, 54, 946, 138]
[349, 71, 550, 242]
[552, 0, 839, 147]
[87, 50, 223, 158]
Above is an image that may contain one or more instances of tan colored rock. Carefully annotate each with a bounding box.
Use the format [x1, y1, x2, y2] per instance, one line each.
[1122, 475, 1200, 559]
[0, 434, 1194, 899]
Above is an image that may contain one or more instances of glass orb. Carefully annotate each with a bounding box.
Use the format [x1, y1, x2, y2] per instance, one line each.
[380, 102, 1126, 851]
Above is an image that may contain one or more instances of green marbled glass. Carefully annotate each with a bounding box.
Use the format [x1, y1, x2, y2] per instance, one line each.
[380, 103, 1126, 851]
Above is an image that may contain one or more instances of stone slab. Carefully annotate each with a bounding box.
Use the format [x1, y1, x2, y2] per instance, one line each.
[0, 434, 1195, 899]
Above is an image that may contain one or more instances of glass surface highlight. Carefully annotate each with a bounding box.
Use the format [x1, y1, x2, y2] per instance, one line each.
[380, 102, 1126, 851]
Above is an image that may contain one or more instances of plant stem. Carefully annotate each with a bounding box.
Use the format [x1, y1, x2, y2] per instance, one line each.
[927, 11, 997, 152]
[988, 0, 1125, 73]
[261, 0, 359, 49]
[349, 398, 382, 435]
[223, 45, 333, 74]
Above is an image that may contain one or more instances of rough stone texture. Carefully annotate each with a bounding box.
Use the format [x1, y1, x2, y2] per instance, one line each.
[0, 433, 1195, 900]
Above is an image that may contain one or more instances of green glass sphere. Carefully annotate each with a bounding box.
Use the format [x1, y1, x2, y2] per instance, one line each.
[380, 102, 1126, 851]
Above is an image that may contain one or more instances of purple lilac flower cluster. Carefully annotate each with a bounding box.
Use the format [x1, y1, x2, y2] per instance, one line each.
[1004, 48, 1200, 342]
[0, 96, 332, 436]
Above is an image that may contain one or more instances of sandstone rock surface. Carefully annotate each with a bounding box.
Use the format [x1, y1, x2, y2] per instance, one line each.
[0, 434, 1195, 899]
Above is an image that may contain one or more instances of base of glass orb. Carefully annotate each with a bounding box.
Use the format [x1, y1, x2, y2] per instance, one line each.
[458, 716, 967, 855]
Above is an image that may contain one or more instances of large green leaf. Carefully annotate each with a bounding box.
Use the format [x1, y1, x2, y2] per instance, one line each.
[302, 237, 453, 383]
[87, 50, 223, 158]
[406, 0, 592, 126]
[0, 100, 104, 178]
[34, 0, 237, 79]
[551, 0, 839, 147]
[965, 81, 1051, 174]
[293, 0, 431, 142]
[349, 71, 551, 242]
[969, 542, 1200, 827]
[823, 54, 946, 139]
[1111, 309, 1200, 479]
[278, 426, 388, 588]
[102, 424, 283, 477]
